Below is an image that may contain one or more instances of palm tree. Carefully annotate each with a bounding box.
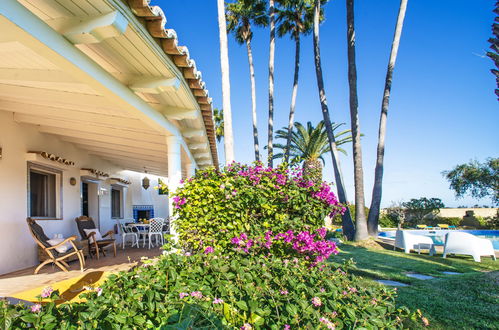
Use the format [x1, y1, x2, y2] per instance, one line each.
[312, 0, 355, 240]
[226, 0, 268, 162]
[272, 121, 353, 182]
[346, 0, 368, 241]
[213, 108, 224, 143]
[368, 0, 408, 236]
[217, 0, 234, 164]
[267, 0, 276, 167]
[276, 0, 315, 164]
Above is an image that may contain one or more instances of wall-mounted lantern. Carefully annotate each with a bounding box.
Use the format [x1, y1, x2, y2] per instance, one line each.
[142, 169, 150, 190]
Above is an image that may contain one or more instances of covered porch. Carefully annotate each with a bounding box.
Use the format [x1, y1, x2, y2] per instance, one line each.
[0, 0, 218, 275]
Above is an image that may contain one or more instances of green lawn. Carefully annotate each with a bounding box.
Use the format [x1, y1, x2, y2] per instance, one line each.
[331, 243, 499, 329]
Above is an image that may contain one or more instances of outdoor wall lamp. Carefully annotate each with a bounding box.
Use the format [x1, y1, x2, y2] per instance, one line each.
[142, 169, 150, 190]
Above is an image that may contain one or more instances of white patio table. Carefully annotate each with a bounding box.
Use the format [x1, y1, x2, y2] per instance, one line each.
[126, 223, 149, 246]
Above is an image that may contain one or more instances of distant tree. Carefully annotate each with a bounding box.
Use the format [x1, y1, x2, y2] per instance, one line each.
[442, 158, 499, 206]
[486, 1, 499, 100]
[226, 0, 268, 161]
[213, 108, 224, 143]
[403, 197, 445, 224]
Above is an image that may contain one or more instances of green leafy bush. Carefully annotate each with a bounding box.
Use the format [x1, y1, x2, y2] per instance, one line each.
[0, 251, 413, 329]
[379, 213, 398, 228]
[173, 163, 345, 252]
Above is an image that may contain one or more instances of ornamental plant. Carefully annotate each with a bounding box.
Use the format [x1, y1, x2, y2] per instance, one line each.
[0, 251, 418, 329]
[230, 227, 339, 266]
[172, 162, 345, 252]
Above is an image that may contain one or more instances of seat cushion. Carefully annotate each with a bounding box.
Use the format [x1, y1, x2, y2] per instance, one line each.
[47, 238, 73, 253]
[84, 229, 103, 243]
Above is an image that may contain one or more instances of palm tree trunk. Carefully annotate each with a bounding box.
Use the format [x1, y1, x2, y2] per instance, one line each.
[245, 37, 260, 162]
[267, 0, 275, 167]
[346, 0, 368, 241]
[217, 0, 234, 164]
[368, 0, 408, 236]
[284, 33, 301, 164]
[303, 158, 322, 183]
[312, 0, 355, 240]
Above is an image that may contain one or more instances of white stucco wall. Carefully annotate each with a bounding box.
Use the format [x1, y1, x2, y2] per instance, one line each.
[0, 111, 169, 275]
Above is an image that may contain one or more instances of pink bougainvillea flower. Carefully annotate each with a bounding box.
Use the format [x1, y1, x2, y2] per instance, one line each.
[284, 325, 290, 330]
[31, 304, 41, 313]
[240, 324, 252, 330]
[40, 286, 53, 298]
[320, 287, 325, 293]
[190, 291, 203, 299]
[280, 290, 288, 295]
[348, 287, 358, 293]
[312, 297, 322, 307]
[179, 292, 189, 299]
[319, 317, 335, 329]
[204, 246, 214, 254]
[213, 298, 224, 304]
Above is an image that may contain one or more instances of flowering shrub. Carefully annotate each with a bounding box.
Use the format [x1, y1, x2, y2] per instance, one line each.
[230, 227, 339, 266]
[0, 251, 416, 329]
[173, 163, 345, 252]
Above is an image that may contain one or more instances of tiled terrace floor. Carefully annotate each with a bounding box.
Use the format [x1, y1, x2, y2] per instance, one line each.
[0, 247, 162, 297]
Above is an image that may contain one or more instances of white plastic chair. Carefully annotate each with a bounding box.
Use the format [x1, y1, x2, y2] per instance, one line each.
[117, 219, 139, 249]
[443, 232, 496, 262]
[394, 230, 434, 254]
[144, 218, 165, 249]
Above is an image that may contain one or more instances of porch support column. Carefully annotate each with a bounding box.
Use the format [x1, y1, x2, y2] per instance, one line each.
[188, 163, 197, 178]
[167, 135, 182, 238]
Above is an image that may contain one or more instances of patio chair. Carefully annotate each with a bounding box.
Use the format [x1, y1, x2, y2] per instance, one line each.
[116, 219, 139, 249]
[162, 217, 171, 237]
[443, 232, 496, 262]
[27, 218, 85, 274]
[394, 230, 434, 254]
[75, 216, 116, 259]
[144, 218, 165, 249]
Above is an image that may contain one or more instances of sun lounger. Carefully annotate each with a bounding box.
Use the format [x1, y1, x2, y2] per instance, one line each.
[443, 232, 496, 262]
[437, 224, 449, 229]
[394, 230, 434, 254]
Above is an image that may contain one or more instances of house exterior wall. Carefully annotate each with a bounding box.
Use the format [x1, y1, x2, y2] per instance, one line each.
[0, 111, 170, 275]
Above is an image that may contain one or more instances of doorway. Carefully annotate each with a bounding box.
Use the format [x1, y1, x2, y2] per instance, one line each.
[81, 180, 100, 229]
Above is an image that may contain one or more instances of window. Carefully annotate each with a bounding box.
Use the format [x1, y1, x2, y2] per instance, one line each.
[111, 187, 123, 218]
[28, 164, 61, 219]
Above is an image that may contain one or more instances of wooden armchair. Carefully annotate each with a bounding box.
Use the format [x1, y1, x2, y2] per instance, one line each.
[75, 216, 116, 259]
[27, 218, 85, 274]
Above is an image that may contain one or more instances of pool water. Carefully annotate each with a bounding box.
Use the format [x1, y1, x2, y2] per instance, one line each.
[378, 230, 499, 250]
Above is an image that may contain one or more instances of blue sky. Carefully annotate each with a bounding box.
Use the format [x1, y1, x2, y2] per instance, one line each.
[158, 0, 498, 207]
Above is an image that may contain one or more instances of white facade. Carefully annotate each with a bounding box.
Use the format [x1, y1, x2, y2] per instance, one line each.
[0, 112, 174, 274]
[0, 0, 218, 274]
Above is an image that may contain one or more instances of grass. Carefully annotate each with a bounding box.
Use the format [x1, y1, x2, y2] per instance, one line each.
[331, 242, 499, 329]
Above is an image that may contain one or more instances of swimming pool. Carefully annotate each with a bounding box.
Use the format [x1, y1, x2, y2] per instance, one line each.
[378, 229, 499, 250]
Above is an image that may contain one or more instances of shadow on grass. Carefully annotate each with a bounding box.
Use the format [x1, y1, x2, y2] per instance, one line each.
[332, 243, 497, 284]
[331, 243, 499, 329]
